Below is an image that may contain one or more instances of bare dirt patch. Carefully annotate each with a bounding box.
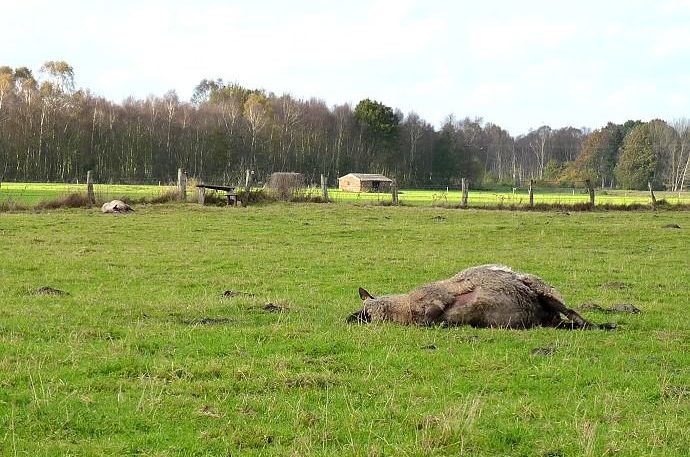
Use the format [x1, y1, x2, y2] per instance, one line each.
[530, 346, 556, 357]
[183, 317, 234, 326]
[223, 290, 256, 298]
[580, 303, 641, 314]
[262, 302, 289, 313]
[32, 286, 69, 296]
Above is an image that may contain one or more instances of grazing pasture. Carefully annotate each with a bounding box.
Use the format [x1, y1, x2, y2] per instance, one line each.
[0, 203, 689, 455]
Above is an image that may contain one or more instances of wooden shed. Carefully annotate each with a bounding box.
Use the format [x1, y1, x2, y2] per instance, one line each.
[338, 173, 393, 192]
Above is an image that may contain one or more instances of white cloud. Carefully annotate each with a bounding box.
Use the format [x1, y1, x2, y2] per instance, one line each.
[75, 0, 448, 101]
[465, 81, 515, 105]
[465, 17, 579, 61]
[598, 82, 662, 126]
[670, 93, 689, 107]
[651, 27, 690, 56]
[414, 75, 453, 95]
[660, 0, 690, 12]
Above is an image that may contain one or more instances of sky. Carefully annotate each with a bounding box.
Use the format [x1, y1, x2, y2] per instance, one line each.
[3, 0, 690, 135]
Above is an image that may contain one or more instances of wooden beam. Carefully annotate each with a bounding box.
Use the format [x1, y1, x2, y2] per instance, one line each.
[461, 178, 469, 208]
[528, 179, 534, 207]
[648, 181, 657, 209]
[86, 170, 95, 205]
[321, 174, 329, 202]
[177, 168, 186, 200]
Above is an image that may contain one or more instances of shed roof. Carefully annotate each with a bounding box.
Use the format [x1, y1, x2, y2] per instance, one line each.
[340, 173, 393, 182]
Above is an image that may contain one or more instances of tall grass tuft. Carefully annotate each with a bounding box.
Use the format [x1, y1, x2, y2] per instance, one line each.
[0, 200, 29, 212]
[145, 190, 181, 204]
[35, 192, 93, 209]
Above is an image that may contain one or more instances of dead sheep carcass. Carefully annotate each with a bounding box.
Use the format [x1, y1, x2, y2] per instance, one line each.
[101, 200, 133, 213]
[347, 265, 612, 329]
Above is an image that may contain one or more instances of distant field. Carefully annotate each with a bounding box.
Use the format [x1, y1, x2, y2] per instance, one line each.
[2, 182, 689, 207]
[328, 187, 690, 207]
[1, 204, 689, 455]
[0, 182, 178, 205]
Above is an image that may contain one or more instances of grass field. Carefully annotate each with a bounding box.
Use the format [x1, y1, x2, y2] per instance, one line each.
[2, 182, 690, 208]
[1, 203, 689, 455]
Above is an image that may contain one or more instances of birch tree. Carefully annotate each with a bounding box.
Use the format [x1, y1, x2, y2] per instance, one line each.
[670, 119, 690, 192]
[528, 126, 552, 179]
[243, 92, 271, 166]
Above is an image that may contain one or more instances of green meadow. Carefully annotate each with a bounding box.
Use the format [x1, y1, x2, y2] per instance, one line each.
[1, 202, 689, 455]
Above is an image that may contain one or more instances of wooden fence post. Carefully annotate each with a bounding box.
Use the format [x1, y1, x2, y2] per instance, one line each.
[197, 187, 205, 205]
[321, 174, 329, 202]
[585, 179, 595, 207]
[648, 181, 657, 208]
[244, 169, 253, 205]
[177, 168, 186, 200]
[391, 180, 399, 205]
[86, 170, 95, 205]
[528, 179, 534, 207]
[461, 178, 469, 208]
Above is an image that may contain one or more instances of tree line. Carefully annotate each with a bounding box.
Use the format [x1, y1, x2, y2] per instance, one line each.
[1, 61, 689, 190]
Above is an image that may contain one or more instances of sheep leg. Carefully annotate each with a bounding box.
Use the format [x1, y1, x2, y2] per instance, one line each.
[538, 294, 597, 329]
[422, 303, 445, 325]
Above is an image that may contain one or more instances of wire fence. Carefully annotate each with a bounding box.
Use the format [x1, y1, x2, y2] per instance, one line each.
[321, 186, 690, 207]
[0, 182, 178, 206]
[2, 181, 690, 208]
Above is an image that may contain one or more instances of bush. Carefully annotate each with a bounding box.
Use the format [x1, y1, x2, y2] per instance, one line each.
[196, 190, 228, 206]
[236, 188, 276, 205]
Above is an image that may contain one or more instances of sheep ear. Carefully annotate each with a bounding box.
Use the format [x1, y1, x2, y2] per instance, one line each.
[358, 287, 374, 300]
